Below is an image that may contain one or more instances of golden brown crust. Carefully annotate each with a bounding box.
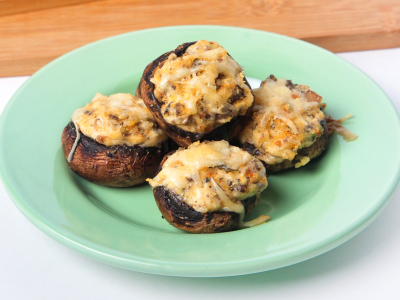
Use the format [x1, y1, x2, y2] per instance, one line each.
[136, 42, 253, 147]
[241, 127, 329, 173]
[152, 150, 259, 233]
[61, 122, 167, 187]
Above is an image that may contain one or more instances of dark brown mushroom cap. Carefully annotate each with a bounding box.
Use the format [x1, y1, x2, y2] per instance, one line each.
[151, 150, 260, 233]
[153, 186, 259, 233]
[136, 41, 254, 147]
[61, 122, 168, 187]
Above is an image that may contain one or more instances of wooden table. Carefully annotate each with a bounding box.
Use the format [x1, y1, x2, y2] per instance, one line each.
[1, 0, 399, 77]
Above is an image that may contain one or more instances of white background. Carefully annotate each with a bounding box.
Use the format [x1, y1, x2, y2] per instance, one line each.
[1, 47, 400, 299]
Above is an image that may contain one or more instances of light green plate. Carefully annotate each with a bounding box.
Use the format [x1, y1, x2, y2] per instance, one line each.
[1, 26, 400, 277]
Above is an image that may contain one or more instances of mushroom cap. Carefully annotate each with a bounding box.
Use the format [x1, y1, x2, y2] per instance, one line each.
[150, 147, 262, 233]
[61, 122, 168, 187]
[153, 185, 259, 233]
[136, 41, 254, 147]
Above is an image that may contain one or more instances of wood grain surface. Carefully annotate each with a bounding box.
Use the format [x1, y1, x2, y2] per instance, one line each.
[0, 0, 399, 77]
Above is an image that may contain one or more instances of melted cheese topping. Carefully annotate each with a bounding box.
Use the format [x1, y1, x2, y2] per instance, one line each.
[150, 40, 254, 133]
[148, 141, 268, 220]
[239, 76, 326, 165]
[71, 93, 168, 148]
[326, 113, 358, 142]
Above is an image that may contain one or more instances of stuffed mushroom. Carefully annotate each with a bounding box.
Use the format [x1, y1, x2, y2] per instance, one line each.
[61, 93, 169, 187]
[148, 140, 269, 233]
[238, 75, 330, 172]
[137, 40, 254, 147]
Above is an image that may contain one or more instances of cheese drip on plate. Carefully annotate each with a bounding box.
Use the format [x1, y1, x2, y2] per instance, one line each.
[148, 140, 269, 227]
[150, 40, 254, 133]
[71, 93, 168, 148]
[239, 76, 326, 166]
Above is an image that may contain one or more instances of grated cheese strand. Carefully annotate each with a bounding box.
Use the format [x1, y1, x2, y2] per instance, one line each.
[67, 122, 81, 163]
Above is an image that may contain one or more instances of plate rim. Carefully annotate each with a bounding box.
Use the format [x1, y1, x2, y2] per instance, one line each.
[1, 25, 400, 277]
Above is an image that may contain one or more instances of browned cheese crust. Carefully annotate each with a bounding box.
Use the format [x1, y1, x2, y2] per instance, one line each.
[137, 41, 254, 147]
[242, 128, 329, 173]
[238, 75, 330, 173]
[61, 122, 167, 187]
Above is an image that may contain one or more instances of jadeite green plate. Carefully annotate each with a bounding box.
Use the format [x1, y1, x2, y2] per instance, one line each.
[1, 26, 400, 277]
